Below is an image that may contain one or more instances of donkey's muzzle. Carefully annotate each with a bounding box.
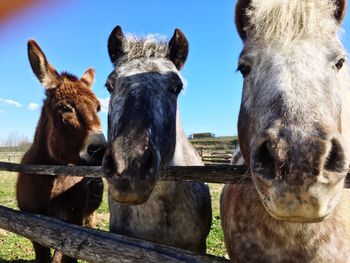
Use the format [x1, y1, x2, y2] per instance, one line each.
[80, 132, 107, 166]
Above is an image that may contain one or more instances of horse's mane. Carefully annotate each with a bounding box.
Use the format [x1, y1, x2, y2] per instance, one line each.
[245, 0, 340, 44]
[121, 34, 169, 63]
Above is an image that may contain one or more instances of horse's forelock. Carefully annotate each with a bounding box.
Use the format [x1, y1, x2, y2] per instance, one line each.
[118, 35, 169, 64]
[244, 0, 340, 44]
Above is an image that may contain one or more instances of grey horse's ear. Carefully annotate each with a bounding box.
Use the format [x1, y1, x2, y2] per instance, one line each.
[108, 25, 126, 64]
[334, 0, 347, 24]
[235, 0, 251, 41]
[27, 39, 60, 89]
[168, 29, 189, 70]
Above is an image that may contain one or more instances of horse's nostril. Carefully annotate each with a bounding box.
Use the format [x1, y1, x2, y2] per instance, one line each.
[133, 146, 157, 178]
[102, 151, 116, 177]
[324, 139, 345, 173]
[87, 144, 106, 159]
[253, 141, 276, 180]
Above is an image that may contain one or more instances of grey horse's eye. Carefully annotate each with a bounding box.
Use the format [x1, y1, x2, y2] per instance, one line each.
[105, 81, 114, 93]
[335, 58, 345, 70]
[237, 64, 251, 78]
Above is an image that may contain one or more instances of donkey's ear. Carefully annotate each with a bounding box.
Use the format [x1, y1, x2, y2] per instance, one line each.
[81, 67, 95, 88]
[235, 0, 251, 41]
[27, 39, 59, 89]
[168, 29, 189, 70]
[108, 25, 126, 64]
[334, 0, 347, 24]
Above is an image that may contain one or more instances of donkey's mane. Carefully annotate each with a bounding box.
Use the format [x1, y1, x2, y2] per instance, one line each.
[245, 0, 340, 44]
[121, 34, 169, 63]
[61, 71, 78, 81]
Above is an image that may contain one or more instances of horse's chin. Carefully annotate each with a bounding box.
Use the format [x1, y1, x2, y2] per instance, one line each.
[264, 207, 329, 223]
[109, 189, 152, 205]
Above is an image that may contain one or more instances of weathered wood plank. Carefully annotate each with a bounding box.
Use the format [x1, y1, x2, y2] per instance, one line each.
[0, 161, 251, 184]
[0, 161, 349, 186]
[0, 205, 228, 263]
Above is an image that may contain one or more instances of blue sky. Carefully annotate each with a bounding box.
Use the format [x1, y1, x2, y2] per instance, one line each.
[0, 0, 350, 140]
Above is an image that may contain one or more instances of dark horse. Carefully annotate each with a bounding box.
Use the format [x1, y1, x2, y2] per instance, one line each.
[102, 26, 212, 254]
[16, 40, 106, 263]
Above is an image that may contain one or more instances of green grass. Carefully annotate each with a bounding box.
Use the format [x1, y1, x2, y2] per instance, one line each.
[0, 156, 227, 261]
[206, 184, 227, 257]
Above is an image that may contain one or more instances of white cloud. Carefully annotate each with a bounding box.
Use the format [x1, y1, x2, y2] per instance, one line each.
[0, 110, 5, 114]
[98, 97, 110, 114]
[28, 103, 39, 111]
[0, 98, 22, 108]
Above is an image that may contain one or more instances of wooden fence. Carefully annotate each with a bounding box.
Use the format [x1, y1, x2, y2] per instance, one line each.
[0, 161, 349, 262]
[0, 205, 227, 263]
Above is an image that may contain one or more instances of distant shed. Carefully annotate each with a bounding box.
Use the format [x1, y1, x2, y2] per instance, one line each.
[189, 133, 216, 139]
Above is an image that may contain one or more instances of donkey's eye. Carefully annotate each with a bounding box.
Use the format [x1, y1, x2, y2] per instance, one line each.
[58, 104, 74, 114]
[237, 64, 251, 78]
[335, 58, 345, 70]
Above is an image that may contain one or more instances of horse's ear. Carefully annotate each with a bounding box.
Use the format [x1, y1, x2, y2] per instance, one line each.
[235, 0, 251, 41]
[168, 28, 189, 70]
[108, 25, 126, 64]
[81, 68, 95, 88]
[334, 0, 347, 24]
[27, 39, 59, 89]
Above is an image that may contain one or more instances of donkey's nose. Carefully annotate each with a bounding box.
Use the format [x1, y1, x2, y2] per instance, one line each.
[86, 133, 106, 162]
[87, 144, 106, 160]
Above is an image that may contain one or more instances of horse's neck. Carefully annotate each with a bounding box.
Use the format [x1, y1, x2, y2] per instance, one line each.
[169, 110, 203, 166]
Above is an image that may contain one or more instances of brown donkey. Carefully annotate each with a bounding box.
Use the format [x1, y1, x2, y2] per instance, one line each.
[16, 40, 106, 263]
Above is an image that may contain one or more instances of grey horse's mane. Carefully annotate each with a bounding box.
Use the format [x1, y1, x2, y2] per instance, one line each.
[245, 0, 340, 44]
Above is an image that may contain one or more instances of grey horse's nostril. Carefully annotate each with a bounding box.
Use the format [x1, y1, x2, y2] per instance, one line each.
[102, 150, 116, 177]
[253, 141, 276, 180]
[324, 139, 345, 173]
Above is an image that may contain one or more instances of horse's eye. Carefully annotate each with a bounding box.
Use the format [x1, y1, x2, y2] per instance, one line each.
[335, 58, 345, 70]
[58, 104, 74, 114]
[105, 82, 114, 93]
[169, 84, 183, 95]
[96, 105, 101, 112]
[237, 64, 251, 78]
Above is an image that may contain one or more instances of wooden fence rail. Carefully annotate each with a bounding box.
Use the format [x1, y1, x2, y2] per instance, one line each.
[0, 205, 228, 263]
[0, 161, 250, 184]
[1, 161, 350, 186]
